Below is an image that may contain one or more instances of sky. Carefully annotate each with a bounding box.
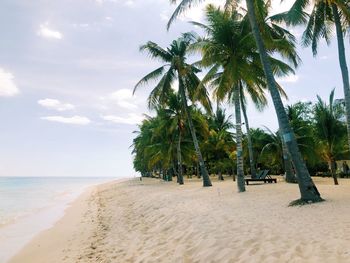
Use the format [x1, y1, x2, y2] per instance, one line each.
[0, 0, 349, 178]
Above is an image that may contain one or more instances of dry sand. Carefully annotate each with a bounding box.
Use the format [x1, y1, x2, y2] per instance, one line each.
[9, 176, 350, 263]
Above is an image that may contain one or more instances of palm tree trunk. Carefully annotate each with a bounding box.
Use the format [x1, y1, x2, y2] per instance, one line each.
[177, 129, 184, 185]
[218, 170, 224, 180]
[234, 85, 246, 192]
[196, 162, 201, 178]
[332, 4, 350, 154]
[245, 0, 322, 202]
[239, 87, 257, 178]
[330, 154, 339, 185]
[179, 80, 212, 187]
[281, 136, 297, 183]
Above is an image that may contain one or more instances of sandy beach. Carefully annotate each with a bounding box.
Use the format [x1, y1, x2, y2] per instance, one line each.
[8, 176, 350, 263]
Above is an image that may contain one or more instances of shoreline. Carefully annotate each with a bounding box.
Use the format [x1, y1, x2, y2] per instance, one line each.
[1, 178, 125, 263]
[8, 176, 350, 262]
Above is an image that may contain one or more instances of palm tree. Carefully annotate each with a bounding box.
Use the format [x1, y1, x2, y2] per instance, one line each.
[167, 0, 323, 202]
[156, 92, 187, 184]
[190, 5, 295, 191]
[314, 89, 347, 185]
[273, 0, 350, 157]
[240, 83, 267, 179]
[261, 127, 285, 173]
[134, 36, 212, 186]
[132, 117, 154, 177]
[207, 107, 235, 180]
[242, 0, 323, 202]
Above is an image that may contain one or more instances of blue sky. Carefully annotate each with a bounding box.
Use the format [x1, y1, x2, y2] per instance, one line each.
[0, 0, 349, 177]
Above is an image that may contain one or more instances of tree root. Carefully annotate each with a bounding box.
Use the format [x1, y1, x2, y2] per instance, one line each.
[288, 197, 325, 206]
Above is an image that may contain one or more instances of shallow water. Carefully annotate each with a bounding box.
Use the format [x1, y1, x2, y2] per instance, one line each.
[0, 176, 115, 262]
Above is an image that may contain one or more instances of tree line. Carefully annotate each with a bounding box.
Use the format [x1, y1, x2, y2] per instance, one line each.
[132, 0, 350, 204]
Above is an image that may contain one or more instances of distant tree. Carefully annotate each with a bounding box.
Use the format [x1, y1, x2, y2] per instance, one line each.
[206, 108, 235, 180]
[314, 89, 347, 185]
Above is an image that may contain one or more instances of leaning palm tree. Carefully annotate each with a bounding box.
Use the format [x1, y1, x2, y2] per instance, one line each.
[244, 0, 323, 203]
[167, 0, 323, 203]
[273, 0, 350, 157]
[134, 36, 212, 187]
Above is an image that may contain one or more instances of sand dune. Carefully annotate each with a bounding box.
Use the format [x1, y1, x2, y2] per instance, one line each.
[9, 177, 350, 263]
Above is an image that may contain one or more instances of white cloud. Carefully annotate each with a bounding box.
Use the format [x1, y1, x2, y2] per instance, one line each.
[277, 75, 299, 83]
[38, 98, 75, 111]
[37, 24, 63, 40]
[0, 68, 19, 97]
[102, 113, 143, 125]
[41, 115, 91, 125]
[109, 88, 138, 110]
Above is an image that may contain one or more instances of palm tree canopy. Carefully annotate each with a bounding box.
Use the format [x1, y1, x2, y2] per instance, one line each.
[272, 0, 350, 55]
[134, 36, 212, 112]
[190, 5, 294, 108]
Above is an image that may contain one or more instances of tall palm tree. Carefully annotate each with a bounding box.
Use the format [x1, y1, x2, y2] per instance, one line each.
[167, 0, 323, 203]
[134, 36, 212, 186]
[191, 5, 295, 191]
[243, 0, 323, 202]
[240, 83, 267, 179]
[273, 0, 350, 157]
[314, 89, 347, 185]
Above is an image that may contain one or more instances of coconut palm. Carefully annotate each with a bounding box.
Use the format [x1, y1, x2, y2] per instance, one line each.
[273, 0, 350, 157]
[167, 0, 323, 202]
[261, 127, 284, 173]
[155, 92, 187, 184]
[190, 5, 295, 191]
[206, 107, 235, 180]
[134, 36, 212, 186]
[243, 0, 323, 202]
[314, 89, 347, 185]
[240, 83, 267, 179]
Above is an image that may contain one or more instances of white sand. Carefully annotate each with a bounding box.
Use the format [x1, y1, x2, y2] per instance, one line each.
[9, 177, 350, 263]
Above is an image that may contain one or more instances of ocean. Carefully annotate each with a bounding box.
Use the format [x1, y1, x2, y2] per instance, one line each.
[0, 176, 116, 263]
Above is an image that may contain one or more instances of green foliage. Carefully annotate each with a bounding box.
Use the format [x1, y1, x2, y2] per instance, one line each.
[313, 89, 348, 164]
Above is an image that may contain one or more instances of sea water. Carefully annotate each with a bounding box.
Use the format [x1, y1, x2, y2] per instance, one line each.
[0, 176, 115, 262]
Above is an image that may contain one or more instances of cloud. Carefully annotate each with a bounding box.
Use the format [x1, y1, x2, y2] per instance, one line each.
[102, 113, 143, 125]
[276, 75, 299, 83]
[37, 24, 63, 40]
[109, 88, 138, 110]
[0, 68, 19, 97]
[38, 98, 75, 111]
[41, 115, 91, 125]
